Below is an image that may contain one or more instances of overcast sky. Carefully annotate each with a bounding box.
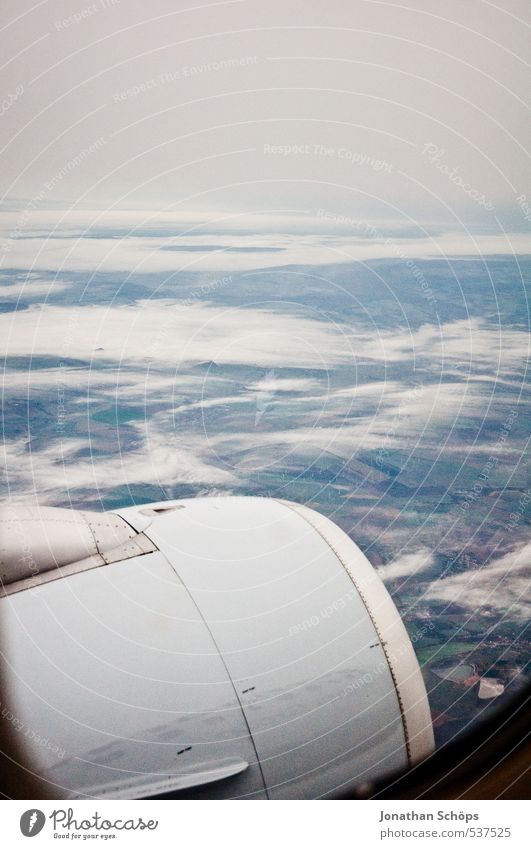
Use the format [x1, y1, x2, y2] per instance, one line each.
[1, 0, 530, 227]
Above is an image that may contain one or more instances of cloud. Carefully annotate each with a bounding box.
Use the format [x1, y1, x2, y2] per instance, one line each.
[0, 277, 70, 300]
[244, 376, 319, 393]
[192, 373, 518, 465]
[357, 318, 529, 371]
[425, 542, 531, 621]
[171, 377, 321, 416]
[1, 211, 530, 275]
[329, 380, 486, 425]
[377, 548, 435, 582]
[1, 426, 236, 504]
[0, 300, 354, 369]
[1, 265, 526, 510]
[1, 290, 528, 380]
[2, 363, 492, 505]
[0, 364, 199, 396]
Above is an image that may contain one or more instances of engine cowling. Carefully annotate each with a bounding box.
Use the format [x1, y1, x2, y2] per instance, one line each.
[0, 496, 434, 799]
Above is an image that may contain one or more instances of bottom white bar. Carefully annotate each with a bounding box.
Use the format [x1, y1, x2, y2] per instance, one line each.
[0, 799, 525, 848]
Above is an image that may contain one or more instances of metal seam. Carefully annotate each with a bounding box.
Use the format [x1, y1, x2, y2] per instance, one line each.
[141, 524, 270, 799]
[274, 499, 413, 766]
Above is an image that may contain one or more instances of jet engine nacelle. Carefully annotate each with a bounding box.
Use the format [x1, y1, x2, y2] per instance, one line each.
[0, 497, 434, 799]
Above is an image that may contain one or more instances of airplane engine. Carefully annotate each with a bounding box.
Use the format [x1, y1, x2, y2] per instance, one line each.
[0, 497, 434, 799]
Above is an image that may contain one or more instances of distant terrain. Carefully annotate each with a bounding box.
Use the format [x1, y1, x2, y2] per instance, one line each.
[1, 218, 529, 746]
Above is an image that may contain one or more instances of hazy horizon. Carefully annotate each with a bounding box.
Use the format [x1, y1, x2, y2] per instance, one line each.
[1, 0, 530, 230]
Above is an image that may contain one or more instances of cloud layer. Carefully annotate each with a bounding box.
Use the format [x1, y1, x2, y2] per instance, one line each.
[425, 542, 531, 621]
[2, 211, 530, 275]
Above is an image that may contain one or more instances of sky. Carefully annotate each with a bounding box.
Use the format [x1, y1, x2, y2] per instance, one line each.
[1, 0, 530, 229]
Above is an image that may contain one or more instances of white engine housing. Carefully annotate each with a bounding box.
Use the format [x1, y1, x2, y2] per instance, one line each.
[0, 497, 434, 799]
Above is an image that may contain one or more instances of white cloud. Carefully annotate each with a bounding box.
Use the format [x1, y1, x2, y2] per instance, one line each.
[0, 210, 430, 238]
[1, 271, 526, 508]
[356, 318, 529, 371]
[425, 542, 531, 621]
[1, 211, 530, 275]
[1, 293, 528, 380]
[171, 378, 321, 415]
[193, 375, 514, 464]
[0, 365, 201, 396]
[2, 426, 236, 504]
[172, 394, 249, 415]
[245, 376, 319, 393]
[0, 300, 353, 369]
[378, 548, 435, 582]
[0, 277, 70, 300]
